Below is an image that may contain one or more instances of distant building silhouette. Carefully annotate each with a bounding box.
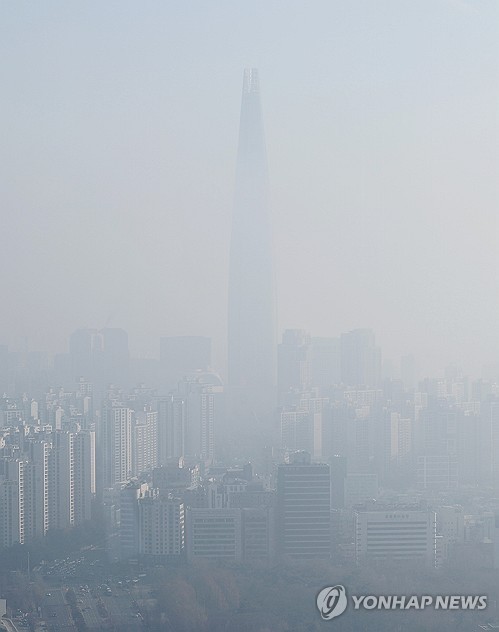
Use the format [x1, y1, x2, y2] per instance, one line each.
[340, 328, 381, 388]
[69, 328, 129, 385]
[228, 69, 276, 401]
[159, 335, 211, 388]
[278, 329, 311, 401]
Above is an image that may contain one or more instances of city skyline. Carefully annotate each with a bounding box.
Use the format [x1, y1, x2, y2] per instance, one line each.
[3, 4, 499, 630]
[1, 1, 498, 378]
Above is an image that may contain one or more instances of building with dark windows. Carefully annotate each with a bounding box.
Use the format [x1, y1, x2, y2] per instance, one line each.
[276, 450, 331, 559]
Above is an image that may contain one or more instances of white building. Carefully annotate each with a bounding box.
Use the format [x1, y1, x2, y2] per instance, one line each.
[100, 404, 132, 489]
[24, 441, 49, 541]
[355, 508, 436, 567]
[133, 409, 158, 477]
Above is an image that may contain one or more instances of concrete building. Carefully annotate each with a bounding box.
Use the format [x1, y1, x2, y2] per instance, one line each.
[276, 451, 331, 559]
[417, 454, 458, 489]
[119, 481, 149, 561]
[100, 404, 132, 490]
[181, 373, 222, 462]
[73, 430, 95, 523]
[24, 440, 49, 541]
[157, 395, 186, 464]
[138, 491, 184, 558]
[132, 408, 158, 477]
[280, 409, 314, 455]
[48, 431, 74, 530]
[0, 470, 22, 548]
[355, 507, 436, 567]
[186, 508, 242, 561]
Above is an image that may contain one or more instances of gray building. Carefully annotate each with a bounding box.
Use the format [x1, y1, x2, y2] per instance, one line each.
[276, 451, 331, 559]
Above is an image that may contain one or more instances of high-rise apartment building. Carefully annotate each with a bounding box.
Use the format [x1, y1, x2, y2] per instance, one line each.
[132, 408, 158, 477]
[24, 440, 49, 540]
[73, 430, 95, 523]
[0, 459, 24, 547]
[157, 394, 186, 464]
[119, 481, 149, 561]
[0, 427, 95, 549]
[138, 491, 184, 558]
[48, 431, 75, 529]
[100, 403, 132, 490]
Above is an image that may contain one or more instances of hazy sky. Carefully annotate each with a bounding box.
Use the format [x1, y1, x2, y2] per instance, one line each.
[1, 0, 498, 377]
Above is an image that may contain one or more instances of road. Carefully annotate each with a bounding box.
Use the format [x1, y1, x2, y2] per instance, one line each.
[1, 619, 20, 632]
[40, 590, 75, 632]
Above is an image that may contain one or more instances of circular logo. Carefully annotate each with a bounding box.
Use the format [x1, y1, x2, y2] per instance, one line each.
[316, 585, 348, 621]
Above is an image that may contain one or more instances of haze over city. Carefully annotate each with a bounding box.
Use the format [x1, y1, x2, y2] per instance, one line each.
[4, 3, 499, 632]
[2, 0, 498, 377]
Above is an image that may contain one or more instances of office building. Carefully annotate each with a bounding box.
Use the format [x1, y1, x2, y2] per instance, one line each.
[276, 451, 331, 559]
[186, 507, 242, 561]
[355, 506, 436, 567]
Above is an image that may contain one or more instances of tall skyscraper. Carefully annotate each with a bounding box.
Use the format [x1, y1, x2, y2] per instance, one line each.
[228, 69, 275, 397]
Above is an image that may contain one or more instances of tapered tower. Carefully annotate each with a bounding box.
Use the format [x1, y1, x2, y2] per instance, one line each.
[228, 69, 276, 398]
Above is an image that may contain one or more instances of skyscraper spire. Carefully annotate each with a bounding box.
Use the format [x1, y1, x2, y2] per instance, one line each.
[228, 69, 276, 396]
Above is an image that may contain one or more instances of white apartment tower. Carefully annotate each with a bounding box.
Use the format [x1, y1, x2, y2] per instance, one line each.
[133, 409, 158, 477]
[101, 404, 132, 489]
